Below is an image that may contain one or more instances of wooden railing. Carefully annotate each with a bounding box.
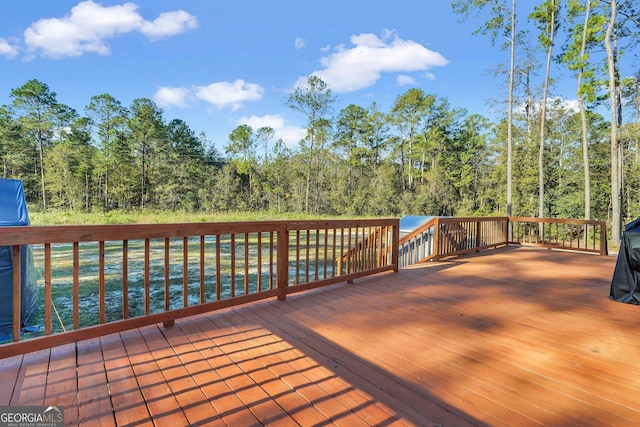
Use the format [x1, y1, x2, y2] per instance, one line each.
[0, 215, 608, 357]
[398, 217, 509, 266]
[399, 216, 608, 267]
[509, 217, 608, 255]
[0, 219, 399, 358]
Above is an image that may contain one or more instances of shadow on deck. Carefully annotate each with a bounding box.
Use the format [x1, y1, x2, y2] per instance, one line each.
[3, 246, 638, 426]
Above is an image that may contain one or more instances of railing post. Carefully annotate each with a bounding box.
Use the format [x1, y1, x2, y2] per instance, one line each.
[44, 243, 52, 335]
[475, 221, 481, 250]
[277, 225, 289, 301]
[433, 218, 441, 261]
[600, 221, 608, 256]
[391, 222, 399, 272]
[12, 245, 21, 342]
[505, 217, 511, 246]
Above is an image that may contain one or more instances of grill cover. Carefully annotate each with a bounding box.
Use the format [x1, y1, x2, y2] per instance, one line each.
[610, 218, 640, 304]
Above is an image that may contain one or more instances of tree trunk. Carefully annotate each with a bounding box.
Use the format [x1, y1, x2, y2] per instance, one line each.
[538, 2, 556, 219]
[605, 0, 621, 246]
[578, 0, 592, 220]
[579, 103, 591, 219]
[305, 136, 313, 214]
[506, 0, 516, 216]
[37, 131, 47, 210]
[408, 134, 414, 191]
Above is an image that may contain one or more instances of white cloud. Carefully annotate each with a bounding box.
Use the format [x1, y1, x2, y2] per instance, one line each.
[514, 96, 581, 116]
[194, 80, 264, 111]
[22, 0, 197, 59]
[0, 38, 19, 59]
[298, 29, 449, 93]
[294, 37, 307, 49]
[154, 87, 191, 108]
[555, 97, 579, 113]
[397, 75, 416, 86]
[140, 10, 198, 40]
[238, 114, 305, 147]
[154, 79, 264, 111]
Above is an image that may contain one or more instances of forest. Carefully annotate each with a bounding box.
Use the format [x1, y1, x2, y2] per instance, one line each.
[0, 0, 639, 245]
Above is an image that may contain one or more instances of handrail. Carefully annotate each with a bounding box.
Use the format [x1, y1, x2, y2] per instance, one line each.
[0, 215, 607, 357]
[398, 216, 608, 267]
[0, 218, 399, 358]
[508, 216, 608, 255]
[339, 223, 399, 276]
[398, 217, 509, 266]
[398, 217, 438, 266]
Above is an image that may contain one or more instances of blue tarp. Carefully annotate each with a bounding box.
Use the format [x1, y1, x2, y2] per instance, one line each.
[0, 179, 37, 340]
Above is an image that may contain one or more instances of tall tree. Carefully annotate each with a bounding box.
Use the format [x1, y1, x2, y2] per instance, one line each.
[615, 0, 640, 227]
[162, 118, 206, 210]
[452, 0, 518, 215]
[419, 102, 469, 215]
[453, 114, 492, 214]
[530, 0, 560, 219]
[226, 124, 257, 206]
[561, 0, 605, 220]
[128, 98, 166, 208]
[227, 124, 255, 163]
[263, 138, 291, 213]
[364, 102, 390, 166]
[9, 79, 60, 209]
[45, 116, 94, 210]
[605, 0, 621, 245]
[285, 75, 335, 213]
[334, 104, 371, 206]
[0, 106, 32, 180]
[388, 88, 429, 192]
[256, 126, 274, 163]
[85, 94, 129, 210]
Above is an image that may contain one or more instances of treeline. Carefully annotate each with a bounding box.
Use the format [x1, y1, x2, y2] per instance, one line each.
[0, 76, 632, 220]
[1, 0, 640, 231]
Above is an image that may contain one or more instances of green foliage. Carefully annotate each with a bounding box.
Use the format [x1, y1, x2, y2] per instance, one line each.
[285, 75, 336, 214]
[559, 0, 606, 104]
[2, 59, 638, 227]
[530, 0, 561, 49]
[452, 0, 515, 49]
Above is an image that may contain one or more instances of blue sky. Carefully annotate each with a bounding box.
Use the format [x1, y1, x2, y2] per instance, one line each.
[0, 1, 629, 151]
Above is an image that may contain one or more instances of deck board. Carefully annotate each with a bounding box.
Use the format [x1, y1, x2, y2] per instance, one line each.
[10, 349, 50, 406]
[100, 332, 153, 427]
[3, 246, 640, 426]
[0, 354, 22, 405]
[180, 313, 280, 426]
[76, 338, 115, 426]
[45, 344, 78, 423]
[119, 327, 191, 426]
[236, 307, 410, 426]
[319, 275, 636, 423]
[214, 309, 374, 427]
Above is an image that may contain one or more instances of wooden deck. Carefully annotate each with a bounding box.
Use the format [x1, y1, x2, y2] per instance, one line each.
[1, 246, 638, 426]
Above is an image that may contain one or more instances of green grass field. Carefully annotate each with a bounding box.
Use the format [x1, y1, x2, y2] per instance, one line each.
[29, 209, 340, 225]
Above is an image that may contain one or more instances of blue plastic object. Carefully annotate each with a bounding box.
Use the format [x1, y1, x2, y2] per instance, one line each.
[399, 215, 436, 236]
[0, 179, 38, 341]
